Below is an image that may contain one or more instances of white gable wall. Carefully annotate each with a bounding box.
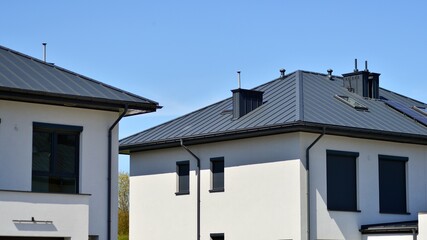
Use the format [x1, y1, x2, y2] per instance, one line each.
[130, 132, 305, 240]
[303, 132, 427, 240]
[129, 130, 427, 240]
[0, 99, 120, 239]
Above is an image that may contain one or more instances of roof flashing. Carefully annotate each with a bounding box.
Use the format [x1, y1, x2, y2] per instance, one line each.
[334, 95, 369, 111]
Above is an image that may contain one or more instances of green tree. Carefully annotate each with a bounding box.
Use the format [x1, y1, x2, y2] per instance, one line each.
[118, 171, 129, 237]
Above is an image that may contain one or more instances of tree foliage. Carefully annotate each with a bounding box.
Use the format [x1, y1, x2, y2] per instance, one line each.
[118, 171, 129, 236]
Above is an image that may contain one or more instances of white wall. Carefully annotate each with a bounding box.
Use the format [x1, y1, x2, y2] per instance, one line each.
[363, 235, 413, 240]
[0, 99, 120, 239]
[130, 133, 305, 240]
[0, 190, 89, 239]
[302, 132, 427, 240]
[129, 130, 427, 240]
[417, 212, 427, 240]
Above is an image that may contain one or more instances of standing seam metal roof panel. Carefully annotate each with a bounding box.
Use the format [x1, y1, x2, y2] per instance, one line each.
[0, 45, 158, 106]
[120, 70, 427, 148]
[301, 72, 427, 135]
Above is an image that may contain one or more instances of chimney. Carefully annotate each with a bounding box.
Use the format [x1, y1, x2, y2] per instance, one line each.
[232, 88, 264, 119]
[342, 59, 380, 99]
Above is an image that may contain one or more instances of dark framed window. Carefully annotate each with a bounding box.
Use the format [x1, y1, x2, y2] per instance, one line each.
[210, 233, 224, 240]
[326, 150, 359, 211]
[176, 161, 190, 195]
[210, 157, 224, 192]
[379, 155, 408, 214]
[32, 122, 82, 194]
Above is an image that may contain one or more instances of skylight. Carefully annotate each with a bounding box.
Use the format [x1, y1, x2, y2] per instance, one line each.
[334, 95, 368, 111]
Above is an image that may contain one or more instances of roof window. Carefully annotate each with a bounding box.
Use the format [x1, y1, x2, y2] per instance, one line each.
[334, 95, 368, 111]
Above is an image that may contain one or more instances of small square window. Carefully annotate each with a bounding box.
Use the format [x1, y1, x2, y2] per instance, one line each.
[176, 161, 190, 195]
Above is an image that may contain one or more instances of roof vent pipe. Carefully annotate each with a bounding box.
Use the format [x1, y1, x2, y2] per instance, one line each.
[42, 43, 47, 62]
[280, 68, 286, 78]
[354, 58, 358, 72]
[365, 60, 369, 72]
[327, 69, 333, 80]
[237, 71, 241, 89]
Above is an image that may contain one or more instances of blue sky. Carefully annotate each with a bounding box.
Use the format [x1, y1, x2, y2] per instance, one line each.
[2, 1, 426, 172]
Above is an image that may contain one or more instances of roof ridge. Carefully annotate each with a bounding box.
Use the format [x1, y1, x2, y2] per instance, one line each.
[300, 69, 342, 79]
[251, 70, 299, 90]
[0, 45, 159, 105]
[380, 87, 426, 105]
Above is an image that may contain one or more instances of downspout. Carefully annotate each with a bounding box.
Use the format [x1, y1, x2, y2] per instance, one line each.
[305, 127, 325, 240]
[180, 139, 201, 240]
[108, 105, 128, 240]
[413, 228, 417, 240]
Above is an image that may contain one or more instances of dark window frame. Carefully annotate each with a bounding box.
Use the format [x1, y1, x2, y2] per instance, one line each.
[326, 150, 360, 212]
[210, 233, 224, 240]
[176, 161, 190, 195]
[32, 122, 82, 194]
[210, 157, 225, 193]
[378, 154, 409, 214]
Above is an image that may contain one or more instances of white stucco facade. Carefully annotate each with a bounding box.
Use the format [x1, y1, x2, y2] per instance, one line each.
[304, 133, 427, 240]
[129, 131, 427, 240]
[130, 133, 305, 240]
[0, 99, 120, 239]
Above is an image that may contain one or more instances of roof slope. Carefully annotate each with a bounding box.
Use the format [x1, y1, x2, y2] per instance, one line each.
[120, 70, 427, 152]
[0, 45, 159, 115]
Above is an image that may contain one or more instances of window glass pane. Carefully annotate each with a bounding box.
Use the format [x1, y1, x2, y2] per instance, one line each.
[32, 176, 49, 192]
[55, 134, 77, 174]
[32, 131, 51, 172]
[379, 158, 406, 213]
[32, 124, 80, 194]
[49, 176, 77, 194]
[177, 163, 189, 193]
[211, 234, 224, 240]
[327, 153, 357, 211]
[212, 159, 224, 190]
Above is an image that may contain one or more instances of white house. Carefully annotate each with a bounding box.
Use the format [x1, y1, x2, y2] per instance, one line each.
[0, 45, 160, 240]
[120, 63, 427, 240]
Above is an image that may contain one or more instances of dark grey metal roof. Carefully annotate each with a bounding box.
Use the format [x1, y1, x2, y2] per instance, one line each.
[0, 45, 160, 115]
[120, 70, 427, 152]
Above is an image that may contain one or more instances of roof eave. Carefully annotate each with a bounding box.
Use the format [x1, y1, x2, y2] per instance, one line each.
[119, 121, 427, 154]
[0, 88, 160, 115]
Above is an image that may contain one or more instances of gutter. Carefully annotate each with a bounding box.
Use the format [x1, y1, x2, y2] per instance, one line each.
[305, 128, 325, 240]
[108, 105, 128, 240]
[120, 122, 427, 153]
[180, 139, 201, 240]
